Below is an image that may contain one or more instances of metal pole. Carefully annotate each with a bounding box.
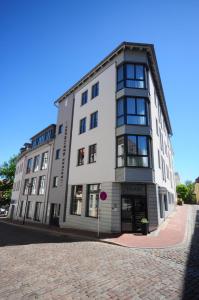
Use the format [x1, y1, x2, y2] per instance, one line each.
[23, 183, 31, 225]
[97, 199, 100, 238]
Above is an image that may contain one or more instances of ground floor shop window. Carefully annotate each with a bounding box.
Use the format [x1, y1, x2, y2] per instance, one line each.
[19, 201, 24, 217]
[71, 185, 83, 215]
[87, 184, 100, 218]
[26, 201, 32, 219]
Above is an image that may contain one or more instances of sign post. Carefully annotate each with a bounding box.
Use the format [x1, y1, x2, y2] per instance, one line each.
[98, 191, 107, 238]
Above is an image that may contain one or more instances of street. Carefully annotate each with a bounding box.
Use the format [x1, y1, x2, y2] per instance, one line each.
[0, 206, 199, 300]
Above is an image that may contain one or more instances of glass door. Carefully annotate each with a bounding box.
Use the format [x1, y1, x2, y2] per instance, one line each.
[121, 196, 133, 232]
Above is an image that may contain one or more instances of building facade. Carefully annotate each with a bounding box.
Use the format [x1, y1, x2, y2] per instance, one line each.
[11, 42, 176, 233]
[12, 125, 55, 223]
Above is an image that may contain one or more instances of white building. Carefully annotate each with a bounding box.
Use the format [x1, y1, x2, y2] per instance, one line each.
[12, 42, 176, 234]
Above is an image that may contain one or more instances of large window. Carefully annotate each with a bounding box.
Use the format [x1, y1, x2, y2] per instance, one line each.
[88, 144, 96, 163]
[30, 177, 37, 195]
[90, 111, 98, 129]
[34, 202, 42, 221]
[41, 152, 48, 170]
[87, 184, 100, 218]
[79, 117, 86, 134]
[77, 148, 85, 166]
[81, 90, 88, 105]
[116, 135, 150, 168]
[33, 155, 40, 172]
[91, 82, 99, 99]
[38, 175, 46, 195]
[23, 179, 29, 195]
[71, 185, 83, 215]
[116, 97, 148, 126]
[117, 63, 146, 91]
[26, 158, 32, 174]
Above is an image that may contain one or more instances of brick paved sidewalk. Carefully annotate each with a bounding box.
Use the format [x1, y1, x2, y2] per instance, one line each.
[2, 204, 189, 249]
[103, 204, 190, 248]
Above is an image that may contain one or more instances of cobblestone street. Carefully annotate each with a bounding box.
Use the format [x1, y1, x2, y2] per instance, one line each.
[0, 205, 199, 300]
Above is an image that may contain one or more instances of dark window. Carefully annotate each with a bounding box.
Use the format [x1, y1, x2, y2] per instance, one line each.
[23, 179, 29, 195]
[79, 117, 86, 134]
[116, 135, 150, 168]
[41, 152, 48, 170]
[158, 150, 161, 168]
[88, 144, 97, 163]
[156, 119, 159, 136]
[34, 202, 42, 221]
[164, 194, 168, 211]
[38, 175, 46, 195]
[19, 201, 24, 217]
[116, 97, 148, 126]
[53, 176, 58, 188]
[26, 158, 32, 173]
[90, 111, 98, 129]
[26, 201, 31, 219]
[91, 82, 99, 99]
[159, 194, 164, 218]
[77, 148, 85, 166]
[117, 63, 146, 91]
[71, 185, 82, 215]
[33, 155, 40, 172]
[30, 177, 37, 195]
[55, 149, 61, 160]
[87, 184, 100, 218]
[58, 124, 63, 134]
[81, 90, 88, 105]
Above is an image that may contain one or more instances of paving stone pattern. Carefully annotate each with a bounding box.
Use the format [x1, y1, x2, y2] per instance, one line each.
[0, 206, 199, 300]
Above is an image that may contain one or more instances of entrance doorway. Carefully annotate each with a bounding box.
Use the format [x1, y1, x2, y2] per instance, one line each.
[49, 203, 61, 226]
[121, 196, 147, 232]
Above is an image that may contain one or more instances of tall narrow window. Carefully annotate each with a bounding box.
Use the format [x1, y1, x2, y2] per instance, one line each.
[53, 176, 58, 188]
[26, 158, 32, 173]
[34, 202, 42, 221]
[55, 149, 61, 160]
[117, 136, 125, 167]
[88, 144, 97, 163]
[71, 185, 83, 215]
[26, 201, 32, 219]
[41, 152, 48, 170]
[38, 175, 46, 195]
[90, 111, 98, 129]
[156, 119, 159, 136]
[19, 201, 24, 217]
[33, 155, 40, 172]
[79, 117, 86, 134]
[58, 124, 63, 134]
[91, 82, 99, 99]
[77, 148, 85, 166]
[87, 184, 100, 218]
[23, 179, 29, 195]
[81, 90, 88, 105]
[30, 177, 37, 195]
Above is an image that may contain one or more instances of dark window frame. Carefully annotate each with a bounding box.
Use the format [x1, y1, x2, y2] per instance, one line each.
[79, 117, 86, 134]
[90, 111, 98, 129]
[116, 96, 149, 127]
[86, 184, 100, 218]
[26, 158, 32, 174]
[77, 148, 85, 166]
[53, 176, 58, 188]
[81, 90, 88, 105]
[55, 149, 61, 160]
[70, 185, 83, 216]
[58, 124, 63, 134]
[116, 134, 151, 168]
[88, 144, 97, 163]
[91, 82, 99, 99]
[117, 63, 147, 91]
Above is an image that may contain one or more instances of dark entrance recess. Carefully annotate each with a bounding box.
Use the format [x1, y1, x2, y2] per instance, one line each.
[121, 196, 147, 232]
[49, 203, 61, 227]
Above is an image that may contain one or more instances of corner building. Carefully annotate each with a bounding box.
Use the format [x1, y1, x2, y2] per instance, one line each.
[53, 42, 176, 233]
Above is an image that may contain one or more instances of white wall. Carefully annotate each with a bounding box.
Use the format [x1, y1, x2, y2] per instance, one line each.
[69, 63, 116, 185]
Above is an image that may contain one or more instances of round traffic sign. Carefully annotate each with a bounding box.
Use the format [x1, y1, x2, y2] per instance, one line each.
[100, 191, 107, 201]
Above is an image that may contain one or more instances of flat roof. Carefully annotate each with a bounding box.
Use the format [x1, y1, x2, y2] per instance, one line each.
[54, 41, 172, 135]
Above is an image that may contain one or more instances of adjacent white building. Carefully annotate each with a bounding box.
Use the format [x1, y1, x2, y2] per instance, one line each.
[11, 42, 176, 233]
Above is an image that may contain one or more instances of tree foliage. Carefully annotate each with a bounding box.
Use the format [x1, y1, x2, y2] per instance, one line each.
[176, 181, 196, 204]
[0, 155, 17, 205]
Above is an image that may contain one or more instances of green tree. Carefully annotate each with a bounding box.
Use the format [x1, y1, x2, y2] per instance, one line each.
[176, 184, 188, 201]
[0, 155, 17, 205]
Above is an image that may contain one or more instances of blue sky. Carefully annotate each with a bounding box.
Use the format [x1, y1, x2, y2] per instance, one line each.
[0, 0, 198, 183]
